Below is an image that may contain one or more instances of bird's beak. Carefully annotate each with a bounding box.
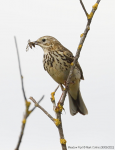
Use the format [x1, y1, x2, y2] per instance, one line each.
[34, 41, 40, 45]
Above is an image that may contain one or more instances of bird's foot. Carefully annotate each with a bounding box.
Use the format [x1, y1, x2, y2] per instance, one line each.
[55, 102, 63, 113]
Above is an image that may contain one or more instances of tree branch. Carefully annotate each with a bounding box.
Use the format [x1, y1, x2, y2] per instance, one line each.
[60, 0, 101, 105]
[29, 97, 67, 150]
[14, 37, 44, 150]
[14, 97, 44, 150]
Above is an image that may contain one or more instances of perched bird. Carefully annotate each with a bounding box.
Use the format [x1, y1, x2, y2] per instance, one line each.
[34, 36, 88, 116]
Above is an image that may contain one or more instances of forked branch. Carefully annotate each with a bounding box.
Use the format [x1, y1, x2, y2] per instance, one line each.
[29, 96, 67, 150]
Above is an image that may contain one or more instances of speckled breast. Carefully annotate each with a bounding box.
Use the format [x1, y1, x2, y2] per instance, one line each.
[43, 51, 81, 84]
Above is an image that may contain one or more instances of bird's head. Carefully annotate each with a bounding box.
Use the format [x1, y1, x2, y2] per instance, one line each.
[34, 36, 63, 52]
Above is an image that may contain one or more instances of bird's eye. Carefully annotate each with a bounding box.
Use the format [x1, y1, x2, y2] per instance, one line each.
[42, 39, 46, 42]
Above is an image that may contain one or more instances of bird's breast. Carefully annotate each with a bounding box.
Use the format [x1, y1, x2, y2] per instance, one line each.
[43, 51, 81, 84]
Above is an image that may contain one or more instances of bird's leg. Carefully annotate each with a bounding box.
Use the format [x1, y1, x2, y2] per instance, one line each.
[64, 80, 76, 87]
[59, 92, 64, 102]
[59, 83, 65, 91]
[58, 83, 66, 103]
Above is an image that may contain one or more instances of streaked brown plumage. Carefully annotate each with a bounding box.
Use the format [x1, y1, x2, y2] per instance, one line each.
[35, 36, 88, 116]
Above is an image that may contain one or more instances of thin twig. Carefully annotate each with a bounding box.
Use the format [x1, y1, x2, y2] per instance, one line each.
[54, 85, 59, 93]
[60, 0, 101, 105]
[29, 97, 54, 122]
[80, 0, 88, 17]
[30, 95, 45, 114]
[14, 36, 27, 101]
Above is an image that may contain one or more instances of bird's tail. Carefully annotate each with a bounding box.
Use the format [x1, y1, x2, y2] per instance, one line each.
[68, 83, 88, 116]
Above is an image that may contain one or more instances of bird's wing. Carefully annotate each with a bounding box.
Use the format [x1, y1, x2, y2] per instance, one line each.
[63, 49, 84, 80]
[63, 49, 74, 63]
